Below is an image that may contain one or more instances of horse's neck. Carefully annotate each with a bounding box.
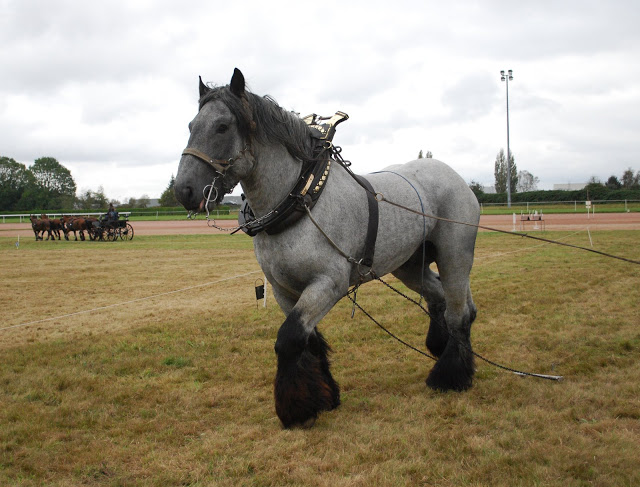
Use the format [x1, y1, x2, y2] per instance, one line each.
[240, 144, 302, 216]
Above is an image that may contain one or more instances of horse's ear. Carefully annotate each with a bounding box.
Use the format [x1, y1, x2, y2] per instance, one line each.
[199, 76, 210, 98]
[230, 68, 245, 97]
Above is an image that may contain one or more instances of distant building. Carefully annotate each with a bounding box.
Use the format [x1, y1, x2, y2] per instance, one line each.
[482, 186, 497, 194]
[553, 183, 587, 191]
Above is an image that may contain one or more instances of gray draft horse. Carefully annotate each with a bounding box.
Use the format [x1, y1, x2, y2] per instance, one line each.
[175, 69, 480, 428]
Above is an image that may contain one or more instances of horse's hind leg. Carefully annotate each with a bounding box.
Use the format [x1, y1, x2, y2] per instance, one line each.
[392, 243, 448, 357]
[425, 245, 477, 392]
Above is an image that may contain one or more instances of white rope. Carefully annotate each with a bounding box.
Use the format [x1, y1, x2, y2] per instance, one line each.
[1, 269, 262, 332]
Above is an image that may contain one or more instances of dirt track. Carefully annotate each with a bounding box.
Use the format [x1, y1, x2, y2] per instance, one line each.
[2, 212, 639, 238]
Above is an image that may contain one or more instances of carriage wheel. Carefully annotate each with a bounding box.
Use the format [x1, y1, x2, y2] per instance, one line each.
[106, 229, 117, 241]
[120, 223, 134, 240]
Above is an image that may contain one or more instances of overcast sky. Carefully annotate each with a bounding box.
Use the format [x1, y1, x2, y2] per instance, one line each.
[2, 0, 640, 202]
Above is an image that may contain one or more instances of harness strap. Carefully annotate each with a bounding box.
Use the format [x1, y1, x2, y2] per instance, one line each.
[355, 175, 379, 268]
[181, 147, 231, 173]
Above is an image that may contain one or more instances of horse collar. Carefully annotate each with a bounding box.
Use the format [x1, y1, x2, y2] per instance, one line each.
[237, 152, 332, 236]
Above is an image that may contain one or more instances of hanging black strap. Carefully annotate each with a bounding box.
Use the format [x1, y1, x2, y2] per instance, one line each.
[355, 175, 379, 268]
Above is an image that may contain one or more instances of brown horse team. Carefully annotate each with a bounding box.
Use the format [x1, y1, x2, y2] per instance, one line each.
[29, 214, 98, 241]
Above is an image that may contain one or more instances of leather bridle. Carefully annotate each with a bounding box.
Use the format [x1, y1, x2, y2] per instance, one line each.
[181, 144, 254, 175]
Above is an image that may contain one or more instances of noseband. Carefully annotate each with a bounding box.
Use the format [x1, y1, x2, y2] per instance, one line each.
[181, 144, 254, 175]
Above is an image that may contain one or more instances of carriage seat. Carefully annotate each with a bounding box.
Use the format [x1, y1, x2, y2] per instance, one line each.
[301, 111, 349, 143]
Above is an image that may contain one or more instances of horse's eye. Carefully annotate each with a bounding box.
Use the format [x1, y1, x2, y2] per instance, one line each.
[188, 122, 193, 133]
[217, 124, 228, 134]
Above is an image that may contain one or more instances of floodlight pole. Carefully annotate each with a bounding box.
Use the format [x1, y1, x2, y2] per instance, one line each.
[501, 69, 513, 208]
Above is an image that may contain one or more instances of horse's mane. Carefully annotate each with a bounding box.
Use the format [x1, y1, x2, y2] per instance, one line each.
[199, 86, 315, 163]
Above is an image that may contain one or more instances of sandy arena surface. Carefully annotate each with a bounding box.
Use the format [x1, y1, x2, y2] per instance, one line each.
[2, 212, 639, 238]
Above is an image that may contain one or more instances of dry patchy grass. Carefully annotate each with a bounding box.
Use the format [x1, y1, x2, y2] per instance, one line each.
[0, 231, 638, 486]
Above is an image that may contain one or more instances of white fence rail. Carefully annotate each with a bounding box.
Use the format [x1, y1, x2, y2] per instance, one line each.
[1, 212, 131, 223]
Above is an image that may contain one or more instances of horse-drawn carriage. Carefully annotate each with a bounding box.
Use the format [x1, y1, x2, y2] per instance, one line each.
[89, 214, 134, 241]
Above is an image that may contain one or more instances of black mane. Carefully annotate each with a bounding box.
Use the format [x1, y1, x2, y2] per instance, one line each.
[199, 86, 315, 163]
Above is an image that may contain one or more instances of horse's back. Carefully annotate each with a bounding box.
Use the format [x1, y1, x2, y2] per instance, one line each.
[371, 158, 479, 225]
[359, 158, 478, 277]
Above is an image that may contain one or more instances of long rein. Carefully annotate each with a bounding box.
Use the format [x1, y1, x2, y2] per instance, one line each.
[307, 144, 640, 382]
[330, 146, 640, 266]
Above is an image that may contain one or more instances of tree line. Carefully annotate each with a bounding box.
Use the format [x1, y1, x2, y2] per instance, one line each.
[467, 149, 640, 200]
[1, 155, 180, 212]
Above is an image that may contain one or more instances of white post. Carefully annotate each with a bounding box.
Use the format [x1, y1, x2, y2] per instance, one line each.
[512, 213, 516, 232]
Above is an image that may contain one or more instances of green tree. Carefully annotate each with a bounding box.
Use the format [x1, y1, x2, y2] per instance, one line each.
[468, 180, 484, 198]
[605, 175, 622, 190]
[93, 186, 109, 209]
[29, 157, 77, 209]
[137, 195, 150, 208]
[0, 157, 32, 211]
[159, 174, 179, 206]
[621, 167, 639, 189]
[76, 187, 109, 210]
[494, 149, 518, 194]
[516, 170, 539, 192]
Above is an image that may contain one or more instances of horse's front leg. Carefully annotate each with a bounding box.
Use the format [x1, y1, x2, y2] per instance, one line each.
[273, 276, 344, 429]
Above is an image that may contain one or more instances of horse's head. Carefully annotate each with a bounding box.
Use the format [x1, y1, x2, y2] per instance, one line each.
[175, 68, 257, 213]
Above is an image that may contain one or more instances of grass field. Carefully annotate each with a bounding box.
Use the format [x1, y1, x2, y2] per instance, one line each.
[1, 231, 638, 486]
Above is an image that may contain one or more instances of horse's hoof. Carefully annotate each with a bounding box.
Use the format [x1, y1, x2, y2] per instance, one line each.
[274, 348, 340, 429]
[426, 342, 474, 392]
[284, 416, 317, 430]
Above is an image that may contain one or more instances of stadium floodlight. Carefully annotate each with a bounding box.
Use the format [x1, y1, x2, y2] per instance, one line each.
[500, 69, 514, 208]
